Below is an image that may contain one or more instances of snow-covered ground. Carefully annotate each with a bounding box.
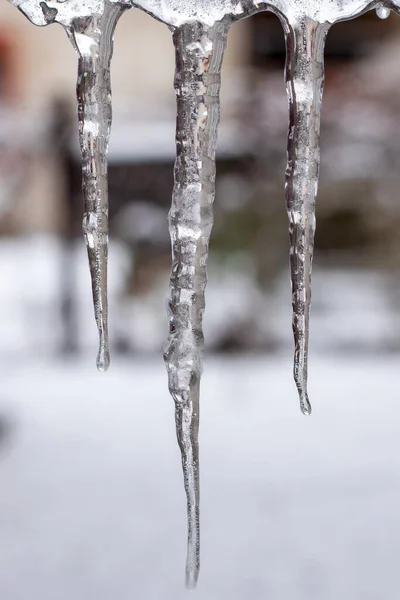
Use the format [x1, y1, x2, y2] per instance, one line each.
[0, 355, 400, 600]
[0, 235, 399, 598]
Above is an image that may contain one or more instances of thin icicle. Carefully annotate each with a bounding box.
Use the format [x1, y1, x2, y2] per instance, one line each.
[7, 0, 128, 369]
[163, 20, 228, 589]
[281, 17, 329, 415]
[65, 3, 126, 371]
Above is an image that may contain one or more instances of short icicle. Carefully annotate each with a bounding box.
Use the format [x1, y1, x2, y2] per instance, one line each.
[65, 3, 126, 372]
[282, 16, 329, 415]
[163, 20, 228, 589]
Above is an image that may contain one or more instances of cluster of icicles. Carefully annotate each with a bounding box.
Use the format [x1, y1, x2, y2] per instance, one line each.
[8, 0, 396, 589]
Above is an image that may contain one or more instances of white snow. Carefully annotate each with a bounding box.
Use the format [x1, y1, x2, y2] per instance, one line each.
[0, 236, 397, 357]
[0, 354, 399, 598]
[0, 236, 397, 596]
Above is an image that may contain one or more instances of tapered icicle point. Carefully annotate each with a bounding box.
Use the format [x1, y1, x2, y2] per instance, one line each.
[66, 3, 126, 371]
[163, 20, 228, 588]
[282, 17, 329, 415]
[97, 335, 110, 372]
[174, 388, 200, 589]
[376, 5, 391, 18]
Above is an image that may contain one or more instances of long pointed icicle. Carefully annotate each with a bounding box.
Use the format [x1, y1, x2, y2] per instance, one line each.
[163, 20, 228, 589]
[65, 3, 125, 372]
[282, 17, 329, 415]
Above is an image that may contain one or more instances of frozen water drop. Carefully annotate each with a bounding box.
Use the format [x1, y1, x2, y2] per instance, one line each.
[300, 393, 312, 416]
[186, 565, 199, 590]
[376, 5, 391, 18]
[97, 344, 110, 372]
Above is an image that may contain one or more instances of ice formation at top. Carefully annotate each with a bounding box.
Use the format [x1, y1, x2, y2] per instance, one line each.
[11, 0, 397, 28]
[129, 0, 395, 26]
[10, 0, 113, 26]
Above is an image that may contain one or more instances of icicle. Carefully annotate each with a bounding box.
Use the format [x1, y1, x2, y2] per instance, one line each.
[281, 16, 329, 415]
[163, 20, 228, 589]
[64, 3, 126, 371]
[376, 5, 391, 18]
[7, 0, 129, 370]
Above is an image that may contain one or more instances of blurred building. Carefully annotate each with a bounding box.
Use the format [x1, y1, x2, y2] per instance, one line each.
[0, 4, 252, 234]
[0, 4, 400, 353]
[0, 5, 399, 247]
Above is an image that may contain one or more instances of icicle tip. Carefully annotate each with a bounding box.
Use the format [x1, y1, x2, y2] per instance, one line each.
[96, 344, 110, 372]
[185, 565, 199, 591]
[299, 392, 312, 416]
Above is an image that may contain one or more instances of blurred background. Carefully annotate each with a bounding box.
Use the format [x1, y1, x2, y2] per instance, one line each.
[0, 4, 400, 599]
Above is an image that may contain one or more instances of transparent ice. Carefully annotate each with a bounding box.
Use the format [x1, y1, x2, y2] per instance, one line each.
[9, 0, 129, 372]
[376, 4, 391, 17]
[6, 0, 400, 588]
[163, 20, 228, 588]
